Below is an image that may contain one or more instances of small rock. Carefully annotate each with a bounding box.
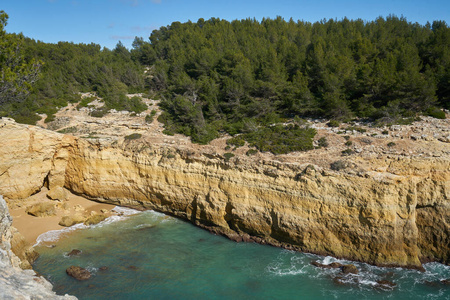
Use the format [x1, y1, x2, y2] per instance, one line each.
[311, 261, 343, 269]
[99, 266, 108, 271]
[441, 279, 450, 285]
[375, 280, 397, 290]
[59, 215, 86, 227]
[47, 186, 69, 201]
[100, 209, 109, 214]
[341, 264, 359, 274]
[66, 266, 91, 280]
[126, 265, 138, 270]
[26, 203, 56, 217]
[66, 249, 81, 257]
[84, 214, 107, 225]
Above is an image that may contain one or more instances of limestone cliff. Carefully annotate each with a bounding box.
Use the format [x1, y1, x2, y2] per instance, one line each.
[0, 195, 77, 299]
[0, 118, 448, 270]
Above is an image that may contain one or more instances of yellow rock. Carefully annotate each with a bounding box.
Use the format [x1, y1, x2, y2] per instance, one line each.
[1, 120, 449, 269]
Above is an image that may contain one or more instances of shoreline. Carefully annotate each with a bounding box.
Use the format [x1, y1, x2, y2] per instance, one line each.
[7, 187, 116, 246]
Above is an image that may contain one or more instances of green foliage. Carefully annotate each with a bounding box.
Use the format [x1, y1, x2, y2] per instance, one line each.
[345, 140, 353, 146]
[426, 107, 446, 119]
[142, 16, 448, 148]
[317, 137, 328, 148]
[240, 124, 316, 154]
[327, 120, 340, 127]
[246, 149, 258, 156]
[77, 96, 96, 109]
[226, 136, 245, 147]
[330, 160, 347, 171]
[90, 106, 109, 118]
[145, 110, 157, 123]
[387, 142, 396, 147]
[341, 149, 355, 156]
[124, 133, 142, 140]
[223, 152, 235, 161]
[0, 30, 145, 124]
[382, 130, 389, 135]
[0, 11, 41, 106]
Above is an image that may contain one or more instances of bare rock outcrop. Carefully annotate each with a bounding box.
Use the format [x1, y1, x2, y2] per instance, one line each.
[0, 118, 448, 270]
[0, 195, 76, 299]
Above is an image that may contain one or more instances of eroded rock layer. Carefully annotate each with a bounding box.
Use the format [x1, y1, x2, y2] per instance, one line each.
[0, 119, 448, 269]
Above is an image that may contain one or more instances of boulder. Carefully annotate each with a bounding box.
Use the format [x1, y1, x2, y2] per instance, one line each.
[341, 264, 359, 274]
[47, 186, 69, 201]
[84, 214, 107, 225]
[66, 266, 91, 280]
[59, 215, 85, 227]
[26, 203, 56, 217]
[311, 261, 343, 269]
[66, 249, 81, 257]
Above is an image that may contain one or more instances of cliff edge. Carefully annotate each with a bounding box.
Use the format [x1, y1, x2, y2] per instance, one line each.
[0, 117, 448, 270]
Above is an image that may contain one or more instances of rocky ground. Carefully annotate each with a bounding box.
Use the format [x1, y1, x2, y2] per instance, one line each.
[39, 92, 450, 170]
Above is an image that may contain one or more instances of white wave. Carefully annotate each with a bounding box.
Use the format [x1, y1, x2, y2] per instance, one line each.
[34, 223, 87, 247]
[111, 206, 142, 216]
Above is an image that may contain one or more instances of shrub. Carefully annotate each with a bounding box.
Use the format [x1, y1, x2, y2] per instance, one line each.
[145, 110, 157, 123]
[90, 106, 109, 118]
[330, 160, 347, 171]
[345, 141, 352, 146]
[341, 149, 355, 156]
[317, 137, 328, 148]
[344, 135, 350, 141]
[426, 107, 446, 119]
[382, 130, 389, 135]
[387, 142, 396, 147]
[227, 136, 245, 148]
[346, 126, 367, 133]
[223, 152, 235, 161]
[327, 120, 340, 127]
[246, 149, 258, 156]
[124, 133, 142, 140]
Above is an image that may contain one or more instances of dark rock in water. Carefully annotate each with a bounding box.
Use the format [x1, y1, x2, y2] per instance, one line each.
[376, 280, 397, 290]
[333, 276, 346, 286]
[329, 262, 344, 268]
[311, 261, 343, 269]
[88, 284, 96, 289]
[127, 265, 138, 270]
[67, 249, 81, 257]
[441, 279, 450, 285]
[99, 266, 108, 271]
[341, 264, 359, 274]
[66, 266, 91, 280]
[137, 225, 156, 231]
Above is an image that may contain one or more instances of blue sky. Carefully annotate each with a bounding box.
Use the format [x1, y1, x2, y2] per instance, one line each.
[2, 0, 449, 50]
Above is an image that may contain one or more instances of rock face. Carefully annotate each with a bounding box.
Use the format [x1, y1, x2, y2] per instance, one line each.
[0, 195, 77, 299]
[0, 118, 449, 270]
[66, 266, 91, 280]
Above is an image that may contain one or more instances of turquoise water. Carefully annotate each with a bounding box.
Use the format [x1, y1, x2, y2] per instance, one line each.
[33, 209, 450, 300]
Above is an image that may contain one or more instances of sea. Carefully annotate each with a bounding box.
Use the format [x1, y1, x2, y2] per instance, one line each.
[33, 207, 450, 300]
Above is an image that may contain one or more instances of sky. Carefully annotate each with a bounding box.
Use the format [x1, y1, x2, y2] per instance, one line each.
[2, 0, 450, 50]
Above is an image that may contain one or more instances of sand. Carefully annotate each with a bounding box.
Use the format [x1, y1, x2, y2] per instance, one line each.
[7, 187, 116, 246]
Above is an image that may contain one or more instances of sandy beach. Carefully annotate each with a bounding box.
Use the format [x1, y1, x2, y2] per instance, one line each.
[7, 187, 116, 246]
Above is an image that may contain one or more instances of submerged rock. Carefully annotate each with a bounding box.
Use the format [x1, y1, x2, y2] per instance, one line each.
[341, 264, 359, 274]
[311, 261, 343, 269]
[66, 266, 91, 280]
[375, 280, 397, 290]
[67, 249, 82, 257]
